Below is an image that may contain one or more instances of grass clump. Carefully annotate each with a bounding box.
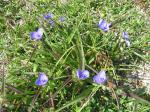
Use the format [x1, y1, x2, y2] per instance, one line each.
[0, 0, 150, 111]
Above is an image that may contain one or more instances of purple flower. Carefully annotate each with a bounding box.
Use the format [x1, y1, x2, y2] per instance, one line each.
[44, 13, 53, 19]
[122, 32, 130, 47]
[30, 28, 43, 40]
[76, 69, 89, 80]
[93, 70, 107, 84]
[49, 20, 55, 27]
[98, 19, 111, 31]
[59, 16, 65, 22]
[35, 72, 48, 86]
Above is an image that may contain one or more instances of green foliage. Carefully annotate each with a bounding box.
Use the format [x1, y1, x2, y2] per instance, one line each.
[0, 0, 150, 111]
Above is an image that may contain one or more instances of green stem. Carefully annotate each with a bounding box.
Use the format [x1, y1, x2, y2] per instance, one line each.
[26, 43, 38, 65]
[42, 76, 72, 107]
[28, 87, 41, 112]
[85, 64, 98, 74]
[2, 61, 5, 97]
[77, 36, 85, 70]
[78, 86, 100, 112]
[1, 60, 6, 109]
[55, 95, 86, 112]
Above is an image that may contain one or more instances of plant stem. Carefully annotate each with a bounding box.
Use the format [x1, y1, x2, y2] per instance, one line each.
[28, 87, 41, 112]
[77, 36, 85, 70]
[79, 86, 100, 112]
[85, 64, 98, 74]
[26, 44, 38, 65]
[2, 61, 5, 97]
[42, 76, 72, 107]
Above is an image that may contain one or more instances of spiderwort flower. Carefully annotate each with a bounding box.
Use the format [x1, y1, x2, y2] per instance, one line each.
[93, 70, 107, 84]
[122, 32, 130, 47]
[49, 20, 55, 27]
[76, 69, 89, 80]
[44, 13, 53, 20]
[98, 19, 111, 31]
[59, 16, 65, 22]
[30, 28, 43, 40]
[35, 72, 48, 86]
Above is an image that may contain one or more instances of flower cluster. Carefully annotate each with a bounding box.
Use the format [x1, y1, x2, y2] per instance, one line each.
[30, 12, 66, 86]
[98, 19, 131, 46]
[122, 32, 130, 47]
[43, 12, 66, 27]
[44, 13, 53, 20]
[76, 69, 107, 85]
[30, 12, 66, 40]
[30, 16, 131, 87]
